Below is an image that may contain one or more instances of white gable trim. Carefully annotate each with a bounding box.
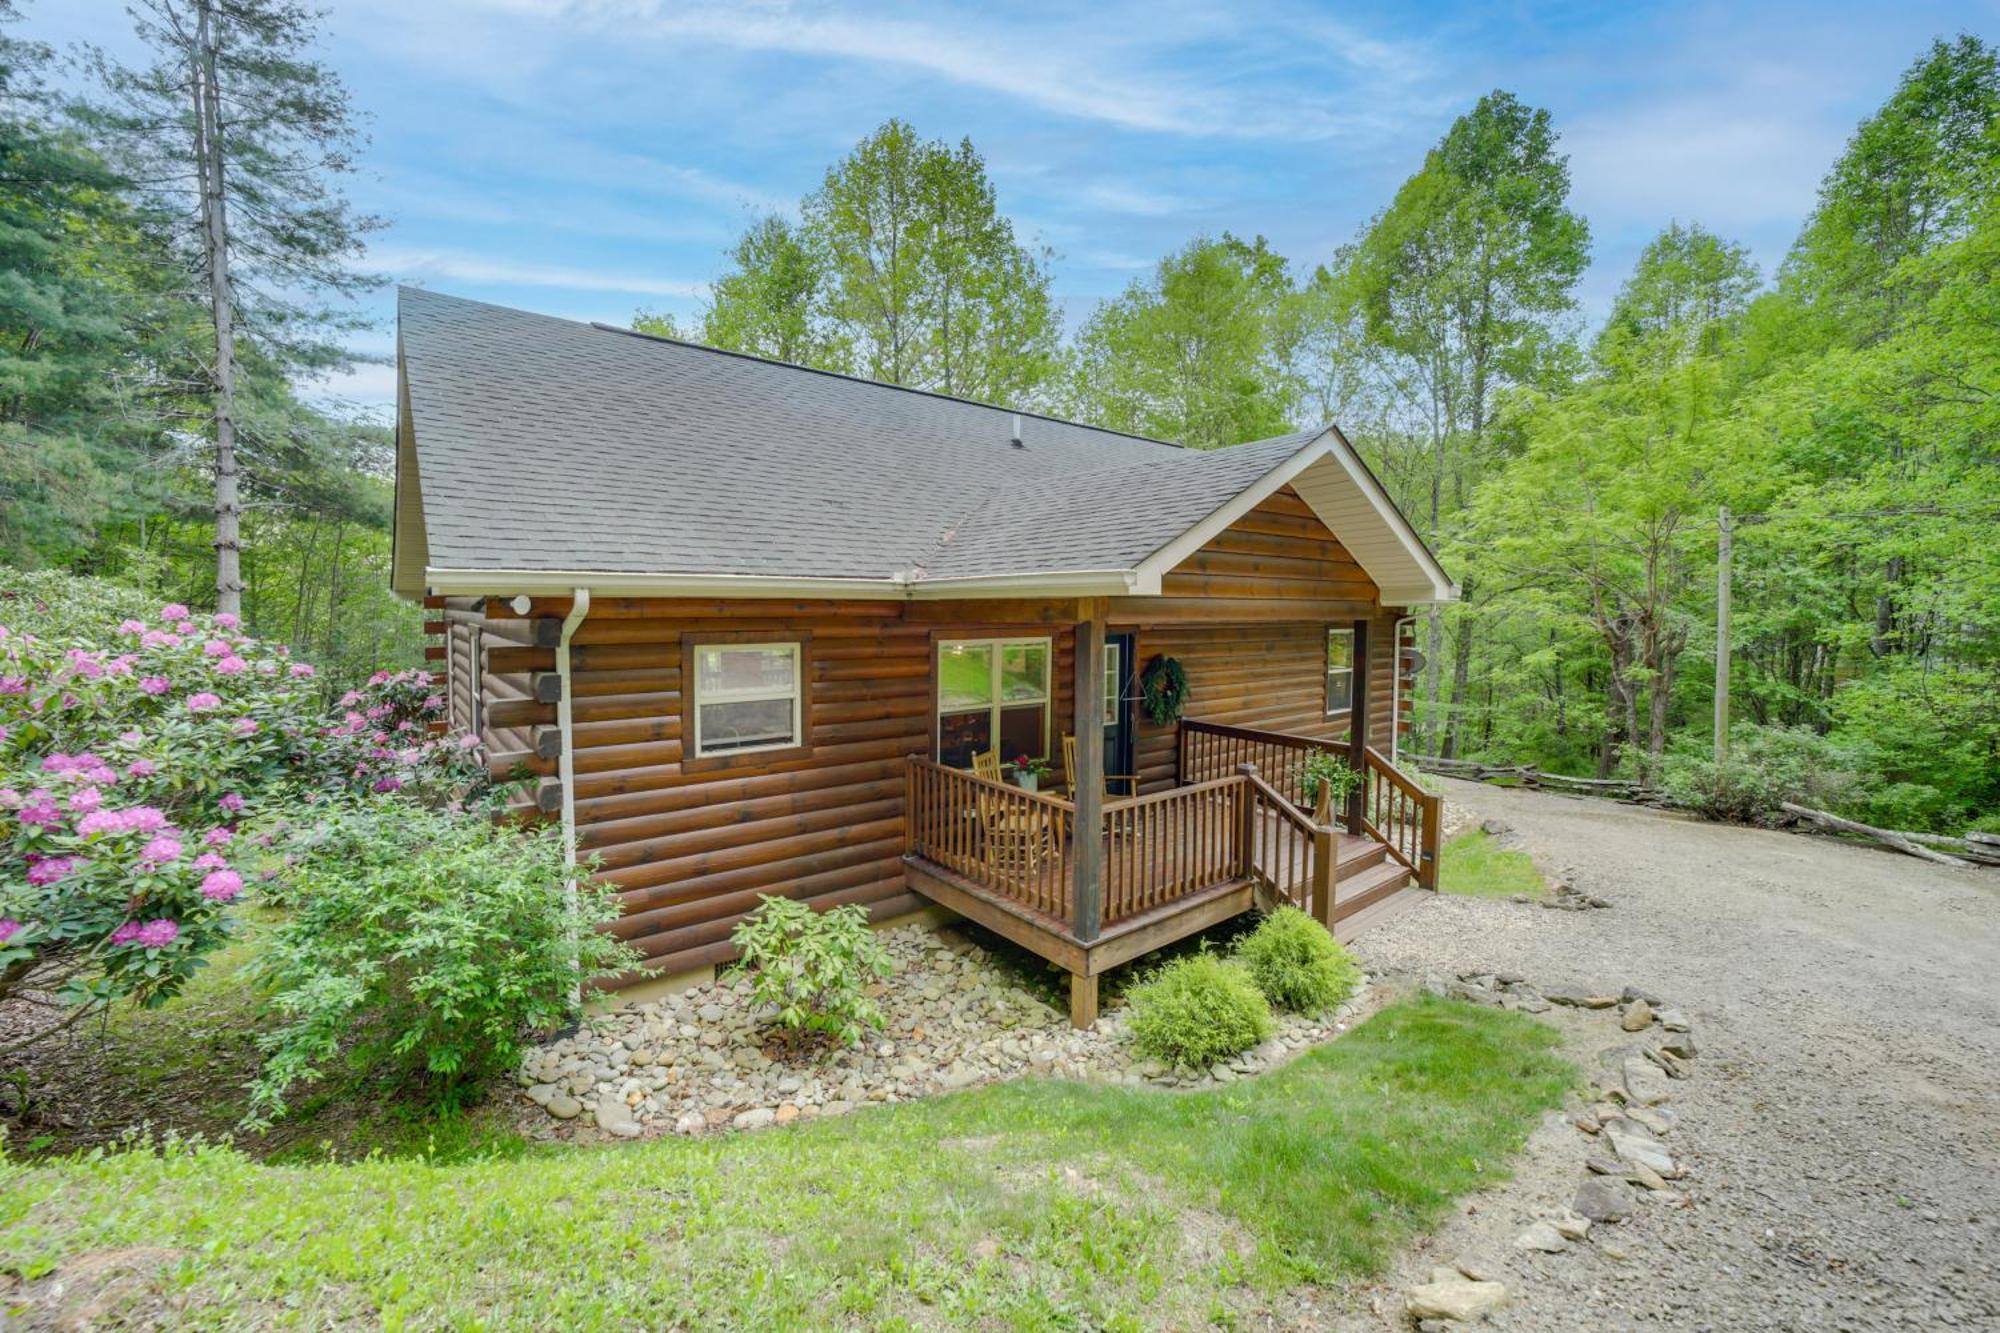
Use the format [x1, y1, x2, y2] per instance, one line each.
[1131, 429, 1457, 604]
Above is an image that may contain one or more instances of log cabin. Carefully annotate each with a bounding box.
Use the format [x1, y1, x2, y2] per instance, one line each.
[392, 287, 1456, 1026]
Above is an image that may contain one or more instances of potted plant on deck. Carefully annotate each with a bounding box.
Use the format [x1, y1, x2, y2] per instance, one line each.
[1299, 751, 1364, 826]
[1011, 753, 1053, 793]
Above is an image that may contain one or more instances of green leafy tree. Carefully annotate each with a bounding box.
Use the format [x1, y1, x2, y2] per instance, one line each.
[1064, 233, 1298, 449]
[1341, 91, 1590, 755]
[1783, 34, 2000, 344]
[0, 4, 173, 564]
[680, 120, 1057, 403]
[1467, 225, 1763, 779]
[87, 0, 382, 616]
[692, 213, 825, 364]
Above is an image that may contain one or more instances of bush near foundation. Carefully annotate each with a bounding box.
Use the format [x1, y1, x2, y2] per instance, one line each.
[1127, 953, 1273, 1068]
[1237, 907, 1359, 1013]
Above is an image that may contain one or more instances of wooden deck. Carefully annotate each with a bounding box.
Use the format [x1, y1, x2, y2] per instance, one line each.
[902, 728, 1440, 1025]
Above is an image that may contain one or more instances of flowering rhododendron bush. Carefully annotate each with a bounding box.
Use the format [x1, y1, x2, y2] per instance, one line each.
[0, 579, 486, 1053]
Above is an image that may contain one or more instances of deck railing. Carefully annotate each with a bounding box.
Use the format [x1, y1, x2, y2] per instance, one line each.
[905, 724, 1440, 935]
[904, 757, 1075, 920]
[1101, 776, 1247, 924]
[1361, 746, 1442, 889]
[1180, 718, 1441, 891]
[1237, 763, 1337, 924]
[1178, 719, 1330, 808]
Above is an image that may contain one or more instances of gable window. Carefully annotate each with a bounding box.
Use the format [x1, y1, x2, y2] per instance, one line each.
[692, 642, 802, 758]
[1325, 627, 1355, 715]
[938, 638, 1050, 769]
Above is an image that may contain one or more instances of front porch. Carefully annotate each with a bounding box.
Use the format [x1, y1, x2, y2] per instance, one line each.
[903, 718, 1442, 1026]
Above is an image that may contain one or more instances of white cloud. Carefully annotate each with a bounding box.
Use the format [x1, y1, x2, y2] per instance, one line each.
[546, 0, 1430, 141]
[1074, 181, 1194, 217]
[369, 246, 708, 298]
[302, 362, 399, 421]
[1564, 99, 1842, 236]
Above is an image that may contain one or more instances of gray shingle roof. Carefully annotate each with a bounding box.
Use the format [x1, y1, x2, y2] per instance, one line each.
[395, 289, 1444, 598]
[917, 430, 1321, 580]
[401, 287, 1200, 581]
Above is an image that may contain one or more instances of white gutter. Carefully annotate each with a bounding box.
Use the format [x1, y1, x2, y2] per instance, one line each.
[1390, 614, 1417, 764]
[556, 587, 590, 1004]
[426, 567, 1146, 601]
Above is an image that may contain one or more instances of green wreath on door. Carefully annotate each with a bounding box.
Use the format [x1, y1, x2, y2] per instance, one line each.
[1139, 654, 1189, 726]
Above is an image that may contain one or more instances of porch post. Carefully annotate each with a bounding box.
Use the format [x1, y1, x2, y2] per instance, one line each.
[1345, 617, 1369, 834]
[1072, 600, 1106, 945]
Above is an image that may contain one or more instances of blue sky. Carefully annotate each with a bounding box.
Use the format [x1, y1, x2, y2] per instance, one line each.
[36, 0, 2000, 418]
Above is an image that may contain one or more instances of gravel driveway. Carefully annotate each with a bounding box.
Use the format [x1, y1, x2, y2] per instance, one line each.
[1341, 778, 1999, 1332]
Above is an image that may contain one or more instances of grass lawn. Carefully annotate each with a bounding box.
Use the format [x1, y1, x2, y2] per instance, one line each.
[1, 997, 1570, 1329]
[1438, 828, 1548, 899]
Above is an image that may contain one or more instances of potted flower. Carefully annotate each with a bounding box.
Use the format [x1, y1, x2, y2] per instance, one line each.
[1299, 751, 1363, 826]
[1010, 753, 1053, 793]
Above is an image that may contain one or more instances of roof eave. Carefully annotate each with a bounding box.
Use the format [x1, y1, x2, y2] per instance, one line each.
[421, 566, 1148, 601]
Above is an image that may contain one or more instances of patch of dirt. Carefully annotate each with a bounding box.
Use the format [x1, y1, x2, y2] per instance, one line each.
[7, 1246, 188, 1330]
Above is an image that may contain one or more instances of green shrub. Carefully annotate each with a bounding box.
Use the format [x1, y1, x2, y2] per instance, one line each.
[1237, 907, 1359, 1012]
[1662, 723, 1863, 824]
[246, 802, 637, 1123]
[1126, 953, 1273, 1068]
[1298, 750, 1363, 808]
[729, 895, 895, 1047]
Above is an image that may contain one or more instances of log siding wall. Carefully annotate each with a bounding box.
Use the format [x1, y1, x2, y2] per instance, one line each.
[434, 486, 1413, 991]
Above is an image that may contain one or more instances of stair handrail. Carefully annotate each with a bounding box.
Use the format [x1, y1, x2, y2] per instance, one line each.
[1236, 762, 1338, 926]
[1360, 746, 1441, 889]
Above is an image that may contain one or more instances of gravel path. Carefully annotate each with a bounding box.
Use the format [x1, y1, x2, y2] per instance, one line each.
[1342, 778, 2000, 1332]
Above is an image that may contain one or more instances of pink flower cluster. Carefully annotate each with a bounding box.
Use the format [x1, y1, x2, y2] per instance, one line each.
[110, 918, 180, 949]
[75, 805, 169, 837]
[43, 752, 119, 786]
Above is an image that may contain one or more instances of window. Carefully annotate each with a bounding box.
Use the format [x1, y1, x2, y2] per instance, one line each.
[1326, 627, 1355, 715]
[1104, 639, 1121, 718]
[692, 641, 802, 758]
[937, 637, 1050, 769]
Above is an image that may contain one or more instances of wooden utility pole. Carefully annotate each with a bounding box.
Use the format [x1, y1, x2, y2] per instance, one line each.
[1713, 506, 1732, 761]
[193, 0, 243, 615]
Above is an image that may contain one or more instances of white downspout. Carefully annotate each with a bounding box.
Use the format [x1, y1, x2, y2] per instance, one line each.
[1391, 614, 1416, 766]
[557, 587, 591, 1004]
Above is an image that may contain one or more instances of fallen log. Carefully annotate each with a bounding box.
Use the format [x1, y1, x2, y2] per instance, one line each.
[1779, 802, 1974, 868]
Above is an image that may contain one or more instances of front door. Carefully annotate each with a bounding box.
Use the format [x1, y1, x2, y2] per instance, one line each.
[1104, 632, 1136, 789]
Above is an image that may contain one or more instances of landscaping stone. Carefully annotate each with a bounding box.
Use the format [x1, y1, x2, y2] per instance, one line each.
[1513, 1221, 1570, 1253]
[1622, 1056, 1674, 1106]
[1572, 1175, 1634, 1222]
[1542, 985, 1618, 1009]
[516, 924, 1370, 1138]
[1603, 1119, 1677, 1177]
[1620, 999, 1654, 1031]
[594, 1097, 641, 1138]
[1406, 1276, 1508, 1322]
[1550, 1210, 1592, 1241]
[1624, 1103, 1676, 1136]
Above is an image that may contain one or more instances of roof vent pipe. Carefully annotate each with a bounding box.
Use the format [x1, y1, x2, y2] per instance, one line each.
[1010, 414, 1023, 448]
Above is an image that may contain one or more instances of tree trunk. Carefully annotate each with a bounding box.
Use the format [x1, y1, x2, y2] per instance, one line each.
[194, 0, 242, 616]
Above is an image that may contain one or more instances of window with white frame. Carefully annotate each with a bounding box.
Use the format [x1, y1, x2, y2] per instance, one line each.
[692, 642, 802, 757]
[1325, 627, 1355, 715]
[937, 637, 1050, 770]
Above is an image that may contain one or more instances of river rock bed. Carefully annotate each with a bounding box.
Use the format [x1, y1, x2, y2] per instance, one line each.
[516, 923, 1370, 1140]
